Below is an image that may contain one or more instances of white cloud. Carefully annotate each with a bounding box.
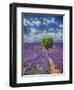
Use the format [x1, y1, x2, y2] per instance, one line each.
[59, 24, 63, 28]
[49, 17, 57, 24]
[24, 35, 36, 43]
[24, 17, 58, 28]
[35, 18, 38, 20]
[24, 29, 63, 43]
[57, 28, 63, 32]
[43, 17, 57, 25]
[47, 20, 50, 24]
[43, 18, 47, 22]
[54, 32, 63, 42]
[43, 30, 47, 33]
[43, 22, 47, 25]
[24, 18, 34, 26]
[23, 18, 41, 27]
[23, 18, 28, 26]
[30, 28, 37, 35]
[32, 20, 41, 26]
[49, 28, 54, 31]
[51, 17, 55, 23]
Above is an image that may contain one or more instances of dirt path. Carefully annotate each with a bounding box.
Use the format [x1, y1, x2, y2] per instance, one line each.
[42, 47, 60, 74]
[48, 58, 60, 74]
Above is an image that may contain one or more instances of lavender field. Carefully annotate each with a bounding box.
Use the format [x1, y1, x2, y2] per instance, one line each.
[23, 43, 63, 75]
[22, 14, 63, 75]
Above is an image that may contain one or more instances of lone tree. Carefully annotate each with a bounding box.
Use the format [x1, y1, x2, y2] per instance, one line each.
[41, 37, 53, 50]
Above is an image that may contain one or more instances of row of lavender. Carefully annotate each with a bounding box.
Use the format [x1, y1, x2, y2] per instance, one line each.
[23, 43, 63, 75]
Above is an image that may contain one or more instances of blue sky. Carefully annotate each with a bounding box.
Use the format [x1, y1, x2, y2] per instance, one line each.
[23, 14, 63, 43]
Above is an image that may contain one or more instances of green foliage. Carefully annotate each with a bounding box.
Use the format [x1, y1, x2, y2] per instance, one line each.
[41, 37, 53, 50]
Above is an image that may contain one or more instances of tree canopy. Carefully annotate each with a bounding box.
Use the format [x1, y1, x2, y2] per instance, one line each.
[41, 37, 53, 50]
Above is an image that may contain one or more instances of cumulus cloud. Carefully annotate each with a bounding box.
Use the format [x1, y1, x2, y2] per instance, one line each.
[35, 18, 38, 20]
[23, 16, 63, 43]
[23, 18, 34, 26]
[50, 17, 55, 23]
[43, 17, 57, 24]
[30, 28, 37, 35]
[24, 29, 63, 43]
[57, 28, 63, 32]
[54, 32, 63, 42]
[43, 18, 47, 22]
[23, 18, 29, 26]
[23, 18, 41, 27]
[49, 28, 54, 31]
[59, 24, 63, 29]
[31, 20, 41, 26]
[24, 35, 35, 43]
[43, 30, 47, 33]
[43, 22, 47, 25]
[24, 17, 58, 28]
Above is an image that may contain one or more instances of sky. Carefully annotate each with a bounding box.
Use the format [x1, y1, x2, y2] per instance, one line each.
[22, 14, 63, 43]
